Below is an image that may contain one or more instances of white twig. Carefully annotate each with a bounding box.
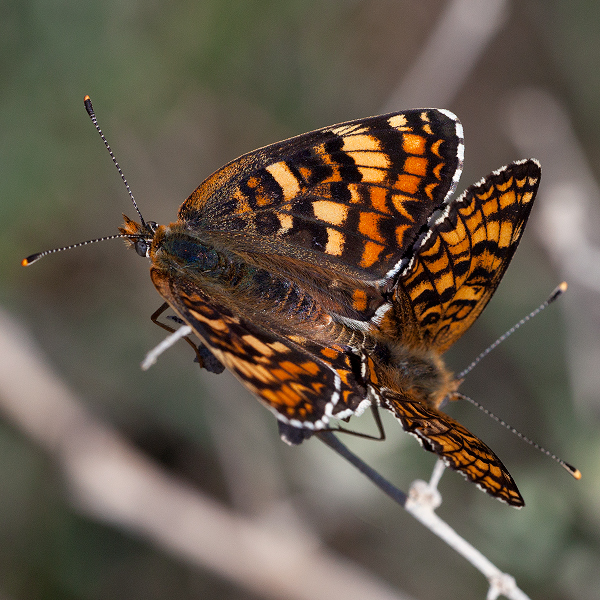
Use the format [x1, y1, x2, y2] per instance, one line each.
[141, 324, 192, 370]
[428, 458, 446, 491]
[406, 472, 531, 600]
[319, 435, 532, 600]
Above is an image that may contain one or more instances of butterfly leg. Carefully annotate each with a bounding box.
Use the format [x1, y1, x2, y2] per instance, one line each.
[327, 404, 387, 441]
[150, 303, 225, 374]
[279, 404, 386, 446]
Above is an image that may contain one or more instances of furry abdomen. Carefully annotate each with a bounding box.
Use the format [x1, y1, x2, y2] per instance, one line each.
[367, 337, 458, 409]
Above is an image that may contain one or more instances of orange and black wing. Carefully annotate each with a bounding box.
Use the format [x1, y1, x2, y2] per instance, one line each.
[151, 269, 367, 431]
[391, 159, 540, 352]
[177, 110, 464, 288]
[381, 390, 524, 506]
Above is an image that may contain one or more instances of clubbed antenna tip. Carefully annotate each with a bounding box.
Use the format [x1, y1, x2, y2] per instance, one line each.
[564, 462, 582, 480]
[548, 281, 568, 303]
[84, 94, 94, 116]
[22, 254, 41, 266]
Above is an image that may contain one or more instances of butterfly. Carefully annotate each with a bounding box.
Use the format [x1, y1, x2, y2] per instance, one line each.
[114, 107, 542, 507]
[28, 101, 540, 506]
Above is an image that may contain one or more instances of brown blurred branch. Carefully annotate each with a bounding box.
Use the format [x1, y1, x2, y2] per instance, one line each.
[505, 87, 600, 416]
[382, 0, 509, 111]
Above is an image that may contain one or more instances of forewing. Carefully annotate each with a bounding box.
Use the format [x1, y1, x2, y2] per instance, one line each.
[177, 110, 463, 282]
[381, 390, 524, 507]
[151, 269, 367, 430]
[391, 159, 540, 353]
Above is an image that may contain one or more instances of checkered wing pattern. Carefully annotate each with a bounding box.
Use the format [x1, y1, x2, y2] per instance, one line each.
[178, 110, 463, 287]
[381, 392, 524, 506]
[151, 269, 366, 430]
[392, 160, 540, 352]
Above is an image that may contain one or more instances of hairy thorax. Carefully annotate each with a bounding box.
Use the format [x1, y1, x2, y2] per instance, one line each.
[366, 336, 459, 410]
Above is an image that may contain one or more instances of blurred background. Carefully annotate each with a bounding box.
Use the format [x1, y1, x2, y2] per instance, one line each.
[1, 0, 600, 598]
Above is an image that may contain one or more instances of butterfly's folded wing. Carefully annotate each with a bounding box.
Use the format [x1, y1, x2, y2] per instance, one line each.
[368, 160, 539, 507]
[382, 389, 524, 506]
[151, 269, 368, 431]
[178, 110, 464, 285]
[387, 159, 541, 352]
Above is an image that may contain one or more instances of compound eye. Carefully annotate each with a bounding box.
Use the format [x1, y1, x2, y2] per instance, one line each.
[134, 239, 149, 257]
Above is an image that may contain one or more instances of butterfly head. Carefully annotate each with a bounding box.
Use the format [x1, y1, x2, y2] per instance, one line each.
[118, 214, 158, 258]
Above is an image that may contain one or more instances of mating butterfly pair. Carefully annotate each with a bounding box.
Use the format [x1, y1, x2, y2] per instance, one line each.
[33, 102, 544, 506]
[121, 107, 540, 507]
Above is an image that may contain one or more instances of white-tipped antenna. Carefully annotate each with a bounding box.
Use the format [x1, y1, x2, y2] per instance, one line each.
[22, 96, 146, 267]
[83, 95, 146, 228]
[22, 233, 139, 266]
[456, 282, 568, 380]
[454, 281, 580, 481]
[456, 392, 581, 480]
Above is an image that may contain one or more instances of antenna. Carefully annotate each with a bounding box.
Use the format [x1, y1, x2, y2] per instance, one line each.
[453, 281, 580, 480]
[457, 282, 568, 380]
[83, 95, 146, 228]
[22, 95, 146, 267]
[455, 392, 581, 480]
[22, 234, 137, 266]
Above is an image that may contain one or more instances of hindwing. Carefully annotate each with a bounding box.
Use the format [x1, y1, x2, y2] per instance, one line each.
[151, 269, 367, 430]
[379, 160, 540, 352]
[381, 390, 524, 506]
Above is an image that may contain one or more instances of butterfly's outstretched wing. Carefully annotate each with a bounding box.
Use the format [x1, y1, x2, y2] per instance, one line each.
[385, 159, 540, 352]
[381, 390, 524, 506]
[151, 269, 368, 431]
[178, 110, 464, 287]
